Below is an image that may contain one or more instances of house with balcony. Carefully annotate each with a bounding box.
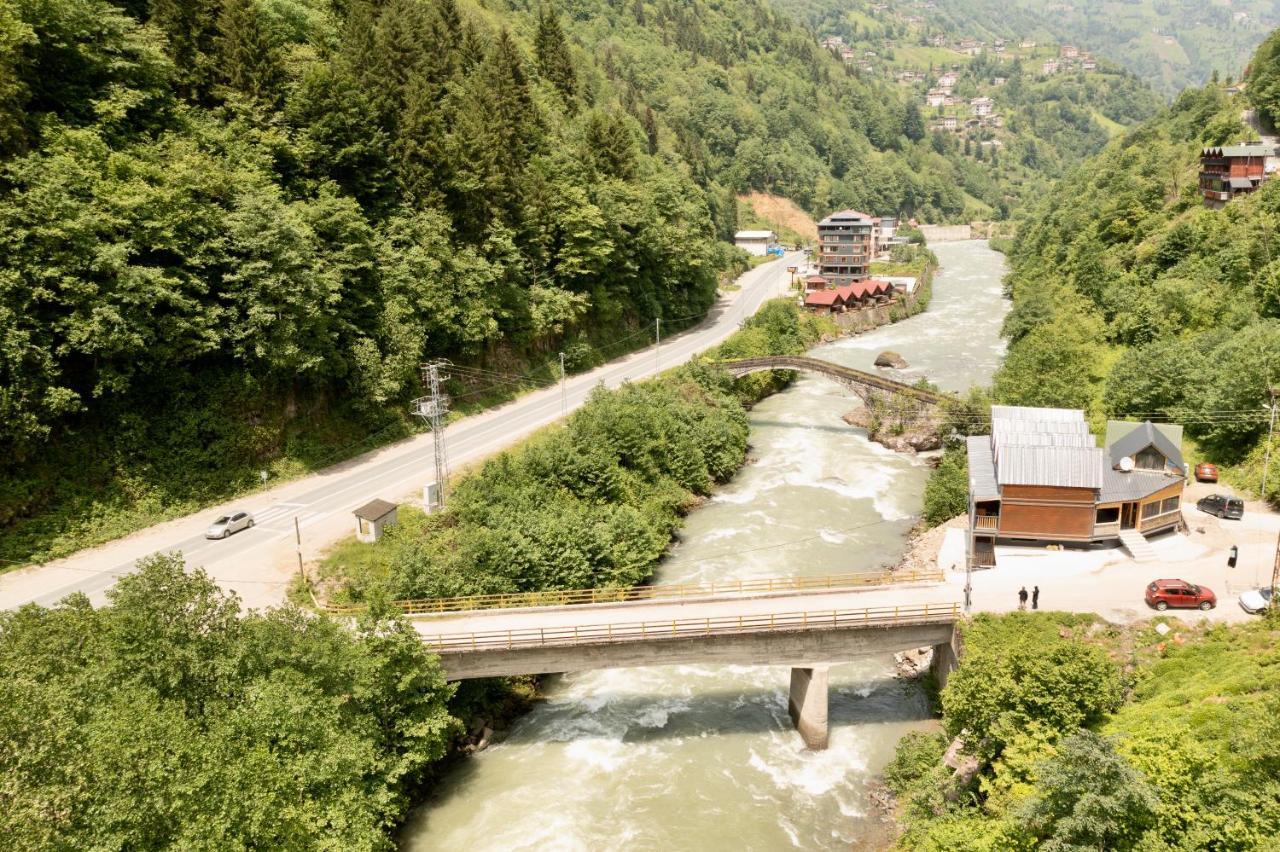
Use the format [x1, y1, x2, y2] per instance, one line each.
[965, 406, 1186, 569]
[1199, 143, 1276, 208]
[970, 97, 995, 116]
[817, 209, 875, 284]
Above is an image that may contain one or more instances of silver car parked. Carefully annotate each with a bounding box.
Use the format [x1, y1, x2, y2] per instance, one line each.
[206, 510, 254, 539]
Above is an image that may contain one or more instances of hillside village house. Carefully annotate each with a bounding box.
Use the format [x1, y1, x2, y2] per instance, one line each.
[1199, 143, 1278, 208]
[926, 89, 948, 108]
[734, 229, 776, 256]
[1060, 44, 1079, 59]
[966, 406, 1186, 568]
[970, 97, 994, 116]
[817, 209, 875, 283]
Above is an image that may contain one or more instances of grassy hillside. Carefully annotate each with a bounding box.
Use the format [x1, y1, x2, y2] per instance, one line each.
[928, 0, 1279, 95]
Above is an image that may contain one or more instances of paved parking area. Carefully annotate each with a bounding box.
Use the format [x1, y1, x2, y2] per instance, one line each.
[935, 490, 1278, 625]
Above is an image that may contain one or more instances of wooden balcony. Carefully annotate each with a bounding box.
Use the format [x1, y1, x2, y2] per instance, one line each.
[1092, 521, 1120, 537]
[974, 515, 998, 531]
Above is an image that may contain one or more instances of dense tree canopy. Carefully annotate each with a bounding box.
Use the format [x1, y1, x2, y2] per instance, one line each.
[0, 554, 457, 849]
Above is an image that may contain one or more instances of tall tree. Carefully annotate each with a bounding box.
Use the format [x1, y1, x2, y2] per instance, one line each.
[216, 0, 284, 104]
[535, 5, 576, 108]
[149, 0, 220, 98]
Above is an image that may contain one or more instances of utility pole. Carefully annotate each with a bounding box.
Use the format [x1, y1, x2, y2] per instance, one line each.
[1271, 531, 1280, 615]
[654, 318, 661, 373]
[294, 515, 305, 588]
[1262, 387, 1279, 500]
[559, 351, 567, 417]
[413, 361, 451, 510]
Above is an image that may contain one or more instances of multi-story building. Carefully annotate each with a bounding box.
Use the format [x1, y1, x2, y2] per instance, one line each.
[970, 97, 995, 116]
[1199, 143, 1276, 208]
[817, 210, 875, 284]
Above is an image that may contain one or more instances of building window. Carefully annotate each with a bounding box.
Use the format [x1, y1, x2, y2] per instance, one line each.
[1161, 496, 1180, 514]
[1095, 507, 1119, 524]
[1141, 501, 1164, 519]
[1134, 447, 1165, 470]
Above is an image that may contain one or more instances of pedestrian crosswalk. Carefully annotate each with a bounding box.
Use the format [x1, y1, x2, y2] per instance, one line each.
[251, 503, 329, 533]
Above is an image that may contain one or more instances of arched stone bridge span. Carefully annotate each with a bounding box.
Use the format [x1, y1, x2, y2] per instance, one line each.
[718, 356, 952, 406]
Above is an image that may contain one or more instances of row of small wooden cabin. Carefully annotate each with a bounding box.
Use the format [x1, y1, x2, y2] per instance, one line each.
[803, 279, 896, 312]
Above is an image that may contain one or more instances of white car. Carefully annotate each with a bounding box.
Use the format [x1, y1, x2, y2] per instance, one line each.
[206, 511, 254, 539]
[1239, 587, 1273, 614]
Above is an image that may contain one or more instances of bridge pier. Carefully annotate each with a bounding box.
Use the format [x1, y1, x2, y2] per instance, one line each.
[929, 627, 961, 691]
[788, 665, 830, 750]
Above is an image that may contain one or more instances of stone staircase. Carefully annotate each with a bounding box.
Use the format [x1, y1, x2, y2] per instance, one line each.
[1119, 529, 1158, 563]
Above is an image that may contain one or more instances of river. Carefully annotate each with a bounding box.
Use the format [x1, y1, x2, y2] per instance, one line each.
[399, 240, 1009, 850]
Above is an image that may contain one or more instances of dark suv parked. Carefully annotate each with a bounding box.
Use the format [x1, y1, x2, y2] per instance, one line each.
[1197, 494, 1244, 520]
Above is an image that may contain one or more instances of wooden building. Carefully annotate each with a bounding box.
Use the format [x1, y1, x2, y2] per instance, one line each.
[1200, 143, 1275, 208]
[965, 406, 1186, 568]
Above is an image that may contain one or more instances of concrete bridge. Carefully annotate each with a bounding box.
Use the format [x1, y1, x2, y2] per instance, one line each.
[412, 580, 962, 749]
[719, 355, 951, 408]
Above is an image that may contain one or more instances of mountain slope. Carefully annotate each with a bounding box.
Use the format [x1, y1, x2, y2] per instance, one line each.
[995, 28, 1280, 500]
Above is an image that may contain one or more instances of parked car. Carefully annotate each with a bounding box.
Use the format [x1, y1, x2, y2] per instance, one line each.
[1239, 587, 1274, 614]
[1197, 493, 1244, 520]
[206, 510, 254, 539]
[1145, 579, 1217, 611]
[1194, 462, 1219, 482]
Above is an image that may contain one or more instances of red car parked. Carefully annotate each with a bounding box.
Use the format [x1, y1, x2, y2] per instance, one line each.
[1195, 462, 1219, 482]
[1146, 579, 1216, 611]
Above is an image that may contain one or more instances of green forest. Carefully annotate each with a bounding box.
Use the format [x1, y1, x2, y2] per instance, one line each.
[0, 554, 459, 849]
[993, 27, 1280, 501]
[0, 0, 1144, 568]
[886, 612, 1280, 850]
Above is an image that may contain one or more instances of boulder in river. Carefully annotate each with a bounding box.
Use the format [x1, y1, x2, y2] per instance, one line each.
[874, 350, 908, 369]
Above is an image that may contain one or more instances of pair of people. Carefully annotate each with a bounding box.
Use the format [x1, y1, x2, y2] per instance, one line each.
[1018, 585, 1040, 610]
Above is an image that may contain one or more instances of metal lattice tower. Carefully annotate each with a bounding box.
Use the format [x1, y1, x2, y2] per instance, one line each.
[412, 361, 451, 509]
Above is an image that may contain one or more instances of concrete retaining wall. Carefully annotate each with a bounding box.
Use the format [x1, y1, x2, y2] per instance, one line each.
[918, 224, 972, 242]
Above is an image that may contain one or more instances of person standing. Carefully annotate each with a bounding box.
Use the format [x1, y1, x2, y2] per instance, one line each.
[1018, 586, 1028, 610]
[1032, 586, 1040, 610]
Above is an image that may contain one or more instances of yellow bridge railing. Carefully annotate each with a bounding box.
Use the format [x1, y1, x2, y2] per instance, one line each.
[321, 569, 945, 616]
[421, 601, 963, 652]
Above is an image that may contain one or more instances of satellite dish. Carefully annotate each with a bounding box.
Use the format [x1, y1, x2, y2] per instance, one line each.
[1119, 456, 1135, 472]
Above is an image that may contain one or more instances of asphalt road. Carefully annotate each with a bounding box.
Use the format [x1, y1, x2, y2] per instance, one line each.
[9, 253, 802, 609]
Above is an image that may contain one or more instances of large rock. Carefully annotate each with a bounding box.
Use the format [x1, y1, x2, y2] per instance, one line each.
[874, 350, 908, 369]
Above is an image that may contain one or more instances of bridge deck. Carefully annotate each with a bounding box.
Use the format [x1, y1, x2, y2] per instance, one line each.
[412, 583, 958, 652]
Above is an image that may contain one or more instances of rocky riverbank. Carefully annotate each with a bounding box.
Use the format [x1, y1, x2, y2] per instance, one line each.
[841, 405, 943, 453]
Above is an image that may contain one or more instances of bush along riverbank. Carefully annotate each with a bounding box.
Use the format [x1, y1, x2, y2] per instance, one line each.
[313, 299, 835, 607]
[881, 612, 1280, 850]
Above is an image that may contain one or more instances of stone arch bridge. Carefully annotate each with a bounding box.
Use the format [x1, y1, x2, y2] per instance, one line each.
[718, 355, 952, 409]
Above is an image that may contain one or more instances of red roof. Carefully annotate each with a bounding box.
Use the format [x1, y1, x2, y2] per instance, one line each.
[804, 275, 828, 284]
[833, 283, 862, 301]
[804, 290, 842, 307]
[865, 279, 893, 295]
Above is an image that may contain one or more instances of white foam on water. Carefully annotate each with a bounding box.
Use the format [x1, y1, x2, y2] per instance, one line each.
[819, 528, 847, 544]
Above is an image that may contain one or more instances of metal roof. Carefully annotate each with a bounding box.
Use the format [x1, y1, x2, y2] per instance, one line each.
[996, 445, 1105, 489]
[990, 404, 1083, 422]
[1104, 420, 1185, 473]
[818, 209, 874, 225]
[1098, 469, 1179, 503]
[1228, 177, 1258, 189]
[734, 230, 774, 240]
[353, 498, 398, 521]
[967, 436, 1000, 500]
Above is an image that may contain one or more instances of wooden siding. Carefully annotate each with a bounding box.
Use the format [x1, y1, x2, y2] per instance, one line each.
[1000, 484, 1095, 503]
[999, 503, 1095, 539]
